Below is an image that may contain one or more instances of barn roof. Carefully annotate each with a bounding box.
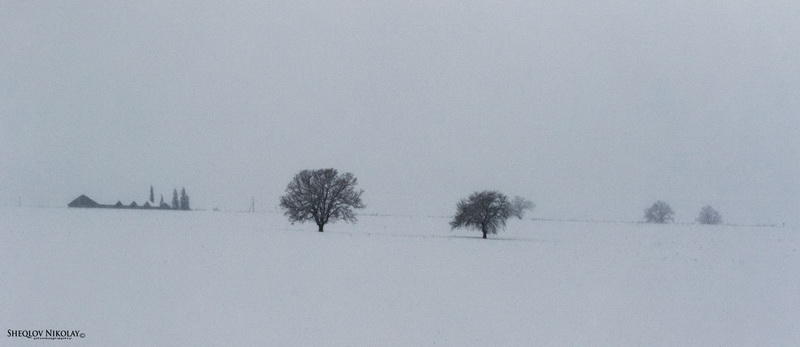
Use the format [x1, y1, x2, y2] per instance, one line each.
[67, 195, 99, 208]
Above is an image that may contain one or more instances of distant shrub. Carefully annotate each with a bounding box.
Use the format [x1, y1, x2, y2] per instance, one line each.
[696, 205, 722, 225]
[644, 200, 674, 224]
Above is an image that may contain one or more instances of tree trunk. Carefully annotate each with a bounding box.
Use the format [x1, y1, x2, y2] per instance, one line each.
[318, 224, 324, 232]
[482, 229, 487, 239]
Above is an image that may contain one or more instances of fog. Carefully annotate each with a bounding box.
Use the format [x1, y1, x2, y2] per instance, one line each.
[1, 1, 798, 225]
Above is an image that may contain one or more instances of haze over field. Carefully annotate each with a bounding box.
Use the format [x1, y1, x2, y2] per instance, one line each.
[1, 1, 798, 225]
[2, 208, 798, 346]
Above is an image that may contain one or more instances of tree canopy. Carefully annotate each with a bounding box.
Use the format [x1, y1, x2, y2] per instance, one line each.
[450, 191, 533, 239]
[279, 168, 365, 232]
[644, 200, 674, 224]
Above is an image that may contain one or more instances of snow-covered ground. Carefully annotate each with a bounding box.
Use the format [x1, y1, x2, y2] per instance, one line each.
[1, 207, 798, 346]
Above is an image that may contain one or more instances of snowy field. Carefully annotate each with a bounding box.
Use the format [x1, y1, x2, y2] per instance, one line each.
[1, 207, 798, 346]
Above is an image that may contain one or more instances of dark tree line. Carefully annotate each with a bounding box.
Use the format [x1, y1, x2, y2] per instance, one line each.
[67, 186, 192, 211]
[154, 186, 190, 210]
[142, 185, 189, 210]
[169, 188, 191, 210]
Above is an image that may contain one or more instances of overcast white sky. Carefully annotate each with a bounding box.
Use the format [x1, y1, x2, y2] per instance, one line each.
[1, 1, 798, 225]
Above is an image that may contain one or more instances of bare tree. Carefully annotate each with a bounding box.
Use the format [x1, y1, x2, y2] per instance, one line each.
[644, 200, 674, 224]
[279, 168, 365, 232]
[450, 191, 532, 239]
[697, 205, 722, 225]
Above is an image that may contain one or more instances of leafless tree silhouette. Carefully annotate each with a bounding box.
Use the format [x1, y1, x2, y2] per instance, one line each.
[279, 168, 365, 232]
[697, 205, 722, 225]
[645, 200, 674, 224]
[450, 191, 533, 239]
